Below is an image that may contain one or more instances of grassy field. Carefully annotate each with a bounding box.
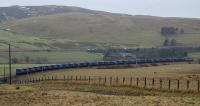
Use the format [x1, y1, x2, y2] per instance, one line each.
[1, 82, 200, 106]
[0, 30, 53, 49]
[0, 51, 103, 63]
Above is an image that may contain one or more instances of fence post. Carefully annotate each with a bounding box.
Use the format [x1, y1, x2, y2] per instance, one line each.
[116, 77, 119, 85]
[110, 77, 112, 85]
[89, 76, 91, 84]
[70, 76, 72, 81]
[104, 76, 107, 85]
[93, 76, 95, 84]
[84, 76, 86, 81]
[160, 79, 162, 89]
[32, 78, 34, 83]
[99, 76, 101, 85]
[67, 76, 69, 81]
[130, 77, 133, 86]
[187, 80, 190, 90]
[144, 78, 147, 88]
[168, 79, 171, 90]
[137, 78, 139, 87]
[177, 80, 180, 90]
[152, 78, 155, 88]
[123, 77, 125, 85]
[198, 80, 200, 92]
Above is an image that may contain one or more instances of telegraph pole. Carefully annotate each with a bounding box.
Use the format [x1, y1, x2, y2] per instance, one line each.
[3, 64, 5, 82]
[9, 43, 11, 85]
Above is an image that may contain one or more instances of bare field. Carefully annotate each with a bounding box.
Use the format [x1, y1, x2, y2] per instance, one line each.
[17, 63, 200, 80]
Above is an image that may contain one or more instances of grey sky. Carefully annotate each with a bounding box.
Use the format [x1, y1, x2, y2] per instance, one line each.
[0, 0, 199, 18]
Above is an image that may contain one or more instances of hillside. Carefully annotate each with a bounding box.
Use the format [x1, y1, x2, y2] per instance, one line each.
[0, 5, 102, 22]
[1, 6, 200, 48]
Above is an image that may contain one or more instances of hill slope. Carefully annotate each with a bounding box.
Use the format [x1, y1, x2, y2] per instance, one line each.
[0, 5, 102, 22]
[1, 6, 200, 48]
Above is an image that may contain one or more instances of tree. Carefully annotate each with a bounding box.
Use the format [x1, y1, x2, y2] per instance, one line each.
[163, 38, 169, 46]
[170, 39, 177, 46]
[161, 27, 178, 35]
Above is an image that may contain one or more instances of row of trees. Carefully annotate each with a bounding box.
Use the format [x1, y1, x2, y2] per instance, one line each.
[161, 27, 184, 36]
[103, 48, 189, 61]
[163, 39, 177, 46]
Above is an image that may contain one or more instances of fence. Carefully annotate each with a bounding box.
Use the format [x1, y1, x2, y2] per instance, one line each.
[16, 75, 200, 92]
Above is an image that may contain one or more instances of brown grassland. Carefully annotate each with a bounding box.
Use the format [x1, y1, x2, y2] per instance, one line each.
[1, 82, 200, 106]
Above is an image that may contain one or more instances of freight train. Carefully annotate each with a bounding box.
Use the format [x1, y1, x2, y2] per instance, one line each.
[16, 57, 193, 75]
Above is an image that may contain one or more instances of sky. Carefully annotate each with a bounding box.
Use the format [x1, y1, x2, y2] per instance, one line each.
[0, 0, 199, 18]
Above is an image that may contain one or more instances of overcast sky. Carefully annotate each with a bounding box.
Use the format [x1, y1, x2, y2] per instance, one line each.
[0, 0, 199, 18]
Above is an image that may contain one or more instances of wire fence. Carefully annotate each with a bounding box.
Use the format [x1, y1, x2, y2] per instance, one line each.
[16, 76, 200, 92]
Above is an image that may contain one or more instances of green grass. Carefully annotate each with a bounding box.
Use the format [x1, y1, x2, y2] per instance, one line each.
[0, 51, 103, 63]
[18, 51, 103, 63]
[0, 30, 53, 49]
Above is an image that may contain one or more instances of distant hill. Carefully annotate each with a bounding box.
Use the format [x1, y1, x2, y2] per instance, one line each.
[0, 5, 106, 22]
[0, 5, 200, 48]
